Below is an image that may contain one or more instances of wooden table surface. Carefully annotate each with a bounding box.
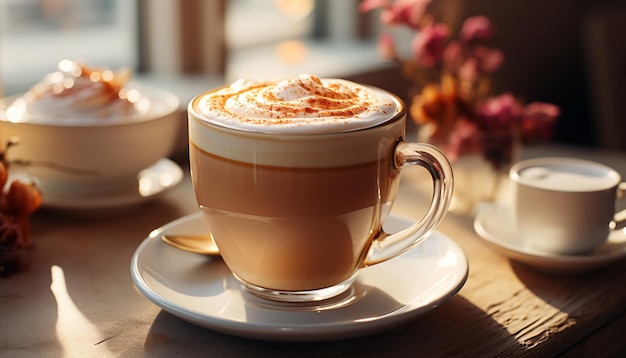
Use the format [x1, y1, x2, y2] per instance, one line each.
[2, 144, 626, 357]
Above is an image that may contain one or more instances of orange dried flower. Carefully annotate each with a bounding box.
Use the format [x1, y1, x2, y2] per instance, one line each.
[0, 162, 7, 190]
[0, 139, 43, 276]
[7, 181, 42, 217]
[410, 75, 465, 140]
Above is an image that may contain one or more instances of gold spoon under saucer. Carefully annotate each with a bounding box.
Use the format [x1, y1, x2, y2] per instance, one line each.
[161, 234, 221, 256]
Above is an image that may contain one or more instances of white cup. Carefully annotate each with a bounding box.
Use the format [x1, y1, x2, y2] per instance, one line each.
[510, 157, 626, 255]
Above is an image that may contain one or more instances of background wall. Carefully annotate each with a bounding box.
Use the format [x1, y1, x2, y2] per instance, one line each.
[459, 0, 625, 150]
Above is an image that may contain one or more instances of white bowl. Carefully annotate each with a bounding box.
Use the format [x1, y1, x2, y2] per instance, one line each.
[0, 83, 181, 195]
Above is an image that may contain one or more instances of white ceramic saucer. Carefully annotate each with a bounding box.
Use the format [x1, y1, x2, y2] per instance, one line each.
[474, 204, 626, 275]
[131, 212, 468, 342]
[38, 158, 183, 212]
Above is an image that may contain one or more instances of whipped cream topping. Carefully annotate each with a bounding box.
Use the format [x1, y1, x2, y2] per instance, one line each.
[195, 75, 400, 133]
[5, 60, 148, 124]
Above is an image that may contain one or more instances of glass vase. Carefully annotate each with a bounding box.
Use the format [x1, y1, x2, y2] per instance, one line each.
[447, 153, 508, 215]
[417, 123, 519, 216]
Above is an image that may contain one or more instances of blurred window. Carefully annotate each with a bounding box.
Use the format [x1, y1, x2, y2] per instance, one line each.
[225, 0, 380, 80]
[1, 0, 378, 96]
[226, 0, 315, 50]
[0, 0, 139, 95]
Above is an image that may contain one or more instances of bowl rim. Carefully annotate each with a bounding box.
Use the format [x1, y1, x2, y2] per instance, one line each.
[0, 82, 181, 128]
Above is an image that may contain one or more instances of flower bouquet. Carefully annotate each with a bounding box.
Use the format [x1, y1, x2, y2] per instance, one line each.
[360, 0, 560, 212]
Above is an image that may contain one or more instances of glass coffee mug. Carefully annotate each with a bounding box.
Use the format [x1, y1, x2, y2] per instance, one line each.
[188, 75, 453, 302]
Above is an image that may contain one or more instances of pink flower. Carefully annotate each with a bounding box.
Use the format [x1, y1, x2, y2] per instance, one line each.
[460, 16, 494, 42]
[412, 23, 450, 68]
[442, 40, 463, 71]
[472, 95, 520, 168]
[443, 119, 481, 162]
[474, 93, 523, 131]
[471, 46, 504, 73]
[380, 0, 431, 29]
[521, 102, 560, 142]
[358, 0, 390, 13]
[454, 46, 504, 83]
[458, 58, 479, 83]
[377, 33, 396, 60]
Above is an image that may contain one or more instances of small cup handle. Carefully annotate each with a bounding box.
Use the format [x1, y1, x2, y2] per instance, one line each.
[363, 142, 454, 266]
[611, 182, 626, 230]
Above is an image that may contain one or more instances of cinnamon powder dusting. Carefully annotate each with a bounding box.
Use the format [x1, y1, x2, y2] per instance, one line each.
[198, 74, 398, 133]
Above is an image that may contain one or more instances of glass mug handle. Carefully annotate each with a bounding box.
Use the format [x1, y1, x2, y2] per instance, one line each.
[364, 142, 454, 266]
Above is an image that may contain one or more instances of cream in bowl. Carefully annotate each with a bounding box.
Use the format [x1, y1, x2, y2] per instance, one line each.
[0, 60, 181, 195]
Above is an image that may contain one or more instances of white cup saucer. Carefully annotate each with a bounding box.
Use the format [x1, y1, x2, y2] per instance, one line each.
[473, 204, 626, 275]
[131, 212, 468, 341]
[20, 158, 183, 214]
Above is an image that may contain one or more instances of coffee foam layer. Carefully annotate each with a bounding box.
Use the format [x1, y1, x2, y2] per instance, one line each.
[189, 113, 405, 168]
[194, 75, 400, 134]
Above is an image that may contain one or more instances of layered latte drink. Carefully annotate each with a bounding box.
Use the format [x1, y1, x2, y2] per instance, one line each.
[188, 75, 453, 302]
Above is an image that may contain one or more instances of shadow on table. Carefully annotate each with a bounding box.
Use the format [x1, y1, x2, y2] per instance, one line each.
[510, 260, 626, 355]
[511, 259, 626, 315]
[13, 196, 188, 355]
[144, 294, 519, 357]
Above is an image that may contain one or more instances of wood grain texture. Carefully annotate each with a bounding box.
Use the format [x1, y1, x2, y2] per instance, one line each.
[1, 145, 626, 356]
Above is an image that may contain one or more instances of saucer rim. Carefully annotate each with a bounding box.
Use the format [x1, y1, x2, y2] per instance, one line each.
[39, 157, 183, 210]
[473, 204, 626, 273]
[131, 212, 469, 341]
